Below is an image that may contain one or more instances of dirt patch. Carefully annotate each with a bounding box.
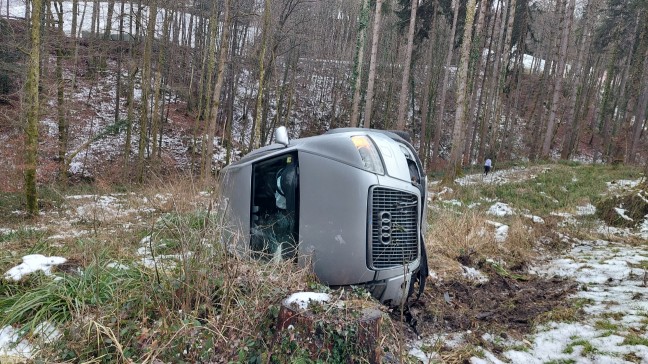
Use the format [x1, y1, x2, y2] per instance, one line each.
[411, 267, 578, 339]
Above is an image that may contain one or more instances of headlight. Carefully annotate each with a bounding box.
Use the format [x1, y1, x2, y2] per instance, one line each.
[351, 136, 384, 174]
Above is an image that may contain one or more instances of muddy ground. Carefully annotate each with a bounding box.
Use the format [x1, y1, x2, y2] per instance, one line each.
[400, 265, 578, 351]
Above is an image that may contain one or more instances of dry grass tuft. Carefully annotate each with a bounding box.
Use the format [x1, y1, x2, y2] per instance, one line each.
[426, 210, 538, 277]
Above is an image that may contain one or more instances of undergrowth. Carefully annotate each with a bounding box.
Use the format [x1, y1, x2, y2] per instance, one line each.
[0, 181, 395, 363]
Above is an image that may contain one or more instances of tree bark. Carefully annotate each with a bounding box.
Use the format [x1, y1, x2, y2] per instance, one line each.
[363, 0, 383, 128]
[251, 0, 271, 150]
[396, 0, 418, 131]
[432, 0, 460, 166]
[350, 0, 369, 127]
[24, 0, 42, 215]
[443, 0, 477, 183]
[463, 0, 488, 166]
[137, 1, 157, 182]
[540, 0, 575, 159]
[203, 0, 231, 176]
[151, 9, 172, 160]
[55, 1, 68, 187]
[629, 47, 648, 163]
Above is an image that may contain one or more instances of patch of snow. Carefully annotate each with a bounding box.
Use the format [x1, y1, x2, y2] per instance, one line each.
[443, 199, 463, 207]
[485, 220, 509, 242]
[575, 203, 596, 216]
[48, 230, 89, 240]
[284, 292, 331, 310]
[637, 191, 648, 204]
[107, 262, 129, 270]
[614, 207, 633, 221]
[494, 225, 509, 243]
[487, 202, 514, 216]
[0, 228, 16, 235]
[606, 179, 641, 192]
[639, 216, 648, 239]
[523, 214, 545, 224]
[4, 255, 67, 281]
[500, 239, 648, 363]
[596, 225, 633, 238]
[34, 322, 62, 343]
[461, 266, 489, 284]
[0, 326, 33, 359]
[550, 211, 578, 227]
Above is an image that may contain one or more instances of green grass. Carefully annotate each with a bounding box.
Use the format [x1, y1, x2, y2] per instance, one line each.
[563, 339, 598, 355]
[475, 164, 642, 216]
[622, 334, 648, 346]
[545, 359, 576, 364]
[0, 226, 43, 244]
[594, 320, 619, 331]
[0, 260, 151, 330]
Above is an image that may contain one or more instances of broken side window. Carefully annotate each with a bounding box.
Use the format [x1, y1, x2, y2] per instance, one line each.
[250, 153, 299, 262]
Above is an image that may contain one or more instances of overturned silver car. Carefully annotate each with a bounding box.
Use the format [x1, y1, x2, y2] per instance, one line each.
[219, 127, 428, 305]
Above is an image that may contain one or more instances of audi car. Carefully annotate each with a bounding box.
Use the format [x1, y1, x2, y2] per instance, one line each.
[219, 127, 428, 305]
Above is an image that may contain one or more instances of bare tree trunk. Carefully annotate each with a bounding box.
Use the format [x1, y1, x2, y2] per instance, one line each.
[55, 1, 68, 186]
[104, 0, 115, 37]
[363, 0, 383, 128]
[151, 9, 171, 160]
[541, 0, 575, 158]
[396, 0, 418, 131]
[114, 0, 125, 125]
[350, 0, 369, 127]
[477, 0, 501, 162]
[560, 0, 595, 160]
[432, 0, 460, 166]
[482, 0, 506, 156]
[203, 0, 231, 176]
[251, 0, 271, 150]
[194, 5, 219, 174]
[90, 0, 98, 36]
[71, 0, 78, 36]
[137, 1, 157, 182]
[444, 0, 477, 183]
[25, 0, 42, 215]
[629, 48, 648, 163]
[463, 0, 489, 166]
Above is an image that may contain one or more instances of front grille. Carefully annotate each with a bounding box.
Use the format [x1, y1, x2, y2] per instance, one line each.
[370, 187, 419, 269]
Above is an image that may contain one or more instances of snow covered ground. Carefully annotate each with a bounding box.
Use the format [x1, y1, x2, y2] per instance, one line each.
[473, 238, 648, 364]
[413, 169, 648, 363]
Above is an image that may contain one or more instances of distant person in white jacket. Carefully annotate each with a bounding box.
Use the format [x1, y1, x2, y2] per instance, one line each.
[484, 158, 492, 176]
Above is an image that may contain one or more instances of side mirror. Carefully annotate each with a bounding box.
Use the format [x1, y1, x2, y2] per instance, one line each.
[275, 126, 289, 147]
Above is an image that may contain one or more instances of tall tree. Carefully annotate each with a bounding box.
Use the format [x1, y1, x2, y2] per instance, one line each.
[203, 0, 231, 176]
[137, 1, 157, 182]
[363, 0, 383, 128]
[251, 0, 271, 150]
[540, 0, 576, 158]
[629, 47, 648, 163]
[396, 0, 419, 131]
[444, 0, 477, 183]
[350, 0, 369, 127]
[151, 9, 172, 160]
[54, 1, 68, 186]
[24, 0, 42, 215]
[432, 0, 460, 167]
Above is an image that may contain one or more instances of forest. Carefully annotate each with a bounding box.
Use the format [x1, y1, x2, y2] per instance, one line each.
[1, 0, 648, 362]
[0, 0, 647, 211]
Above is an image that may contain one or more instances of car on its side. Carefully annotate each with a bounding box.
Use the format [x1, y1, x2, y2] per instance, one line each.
[219, 127, 428, 305]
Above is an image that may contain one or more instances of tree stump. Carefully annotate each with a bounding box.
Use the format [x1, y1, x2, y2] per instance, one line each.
[276, 293, 383, 363]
